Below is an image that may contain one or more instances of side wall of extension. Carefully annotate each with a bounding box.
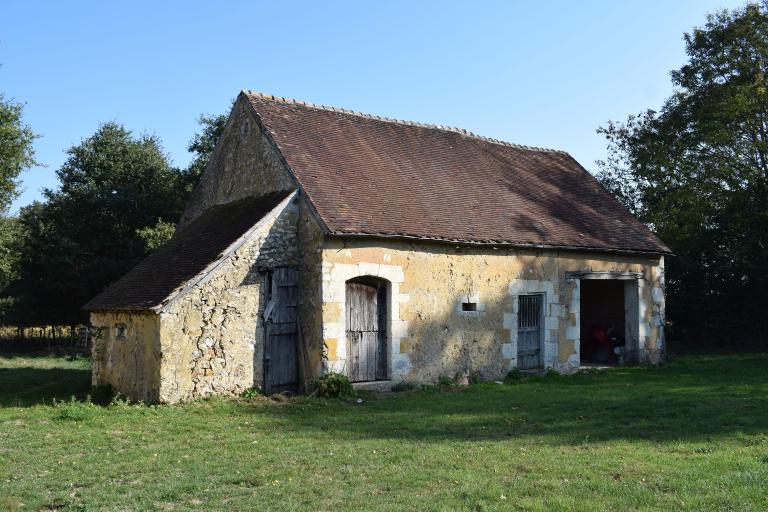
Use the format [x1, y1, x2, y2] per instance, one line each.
[158, 197, 299, 403]
[90, 311, 161, 403]
[320, 239, 665, 383]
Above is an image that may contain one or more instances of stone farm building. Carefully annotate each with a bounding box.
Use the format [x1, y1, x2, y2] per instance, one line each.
[84, 91, 670, 403]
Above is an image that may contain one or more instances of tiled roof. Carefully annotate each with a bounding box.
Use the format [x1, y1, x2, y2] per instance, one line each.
[84, 192, 291, 311]
[245, 91, 669, 254]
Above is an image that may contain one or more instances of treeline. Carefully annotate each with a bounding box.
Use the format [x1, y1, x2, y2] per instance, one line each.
[595, 4, 768, 347]
[0, 95, 227, 327]
[2, 5, 768, 347]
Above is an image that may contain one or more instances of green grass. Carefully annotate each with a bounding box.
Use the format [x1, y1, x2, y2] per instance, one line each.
[1, 354, 767, 511]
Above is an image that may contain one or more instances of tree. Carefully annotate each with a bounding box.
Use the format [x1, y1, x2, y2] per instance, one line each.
[136, 218, 177, 252]
[129, 111, 228, 251]
[596, 2, 768, 344]
[0, 94, 37, 212]
[0, 215, 22, 318]
[10, 123, 183, 324]
[125, 112, 229, 253]
[179, 112, 227, 195]
[5, 107, 229, 326]
[0, 95, 37, 322]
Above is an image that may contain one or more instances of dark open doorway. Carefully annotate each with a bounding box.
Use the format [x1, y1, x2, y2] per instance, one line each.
[580, 279, 626, 365]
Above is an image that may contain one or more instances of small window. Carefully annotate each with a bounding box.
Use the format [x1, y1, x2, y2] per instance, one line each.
[518, 295, 542, 329]
[115, 323, 127, 339]
[457, 294, 484, 315]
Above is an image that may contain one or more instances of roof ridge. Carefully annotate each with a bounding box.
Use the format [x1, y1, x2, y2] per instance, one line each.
[243, 90, 567, 154]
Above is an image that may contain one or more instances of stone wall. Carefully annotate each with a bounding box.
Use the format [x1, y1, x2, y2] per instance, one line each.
[90, 311, 161, 402]
[158, 195, 299, 403]
[295, 196, 326, 381]
[179, 95, 296, 228]
[320, 239, 665, 383]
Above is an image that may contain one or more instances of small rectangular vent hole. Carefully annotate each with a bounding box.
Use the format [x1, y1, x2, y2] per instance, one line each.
[462, 302, 478, 312]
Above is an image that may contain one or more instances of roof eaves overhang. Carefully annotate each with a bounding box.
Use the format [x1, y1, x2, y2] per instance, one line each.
[327, 231, 673, 257]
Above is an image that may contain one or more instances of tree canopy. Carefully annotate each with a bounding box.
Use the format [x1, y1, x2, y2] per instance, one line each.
[0, 95, 37, 319]
[597, 2, 768, 344]
[1, 109, 228, 326]
[0, 94, 37, 213]
[9, 124, 184, 324]
[182, 112, 227, 194]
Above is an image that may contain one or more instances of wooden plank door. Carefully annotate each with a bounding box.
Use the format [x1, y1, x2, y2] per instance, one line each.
[517, 294, 543, 369]
[346, 280, 387, 382]
[264, 267, 299, 394]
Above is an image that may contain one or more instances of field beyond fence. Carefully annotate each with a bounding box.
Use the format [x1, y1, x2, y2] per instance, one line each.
[0, 325, 91, 355]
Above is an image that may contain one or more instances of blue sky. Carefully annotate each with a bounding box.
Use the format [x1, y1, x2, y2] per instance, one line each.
[2, 0, 745, 212]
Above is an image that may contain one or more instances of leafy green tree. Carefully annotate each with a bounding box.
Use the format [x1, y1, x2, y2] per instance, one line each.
[0, 94, 37, 212]
[597, 3, 768, 343]
[180, 112, 227, 195]
[129, 112, 228, 253]
[136, 218, 177, 252]
[6, 107, 228, 326]
[0, 215, 22, 318]
[11, 123, 183, 324]
[0, 95, 37, 321]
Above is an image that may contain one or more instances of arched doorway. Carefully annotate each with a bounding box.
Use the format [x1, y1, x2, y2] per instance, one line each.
[345, 276, 388, 382]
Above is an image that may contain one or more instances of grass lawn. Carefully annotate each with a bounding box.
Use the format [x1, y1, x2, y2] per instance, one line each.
[1, 354, 767, 511]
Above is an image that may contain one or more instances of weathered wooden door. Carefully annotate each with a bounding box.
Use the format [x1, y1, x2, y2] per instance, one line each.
[346, 279, 387, 382]
[517, 294, 543, 369]
[264, 267, 299, 394]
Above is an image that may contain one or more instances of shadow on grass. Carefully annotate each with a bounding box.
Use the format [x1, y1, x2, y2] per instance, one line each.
[0, 356, 91, 407]
[250, 353, 768, 445]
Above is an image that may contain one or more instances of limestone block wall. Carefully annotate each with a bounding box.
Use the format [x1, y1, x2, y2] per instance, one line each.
[180, 95, 296, 228]
[90, 311, 161, 403]
[320, 239, 665, 383]
[157, 196, 299, 403]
